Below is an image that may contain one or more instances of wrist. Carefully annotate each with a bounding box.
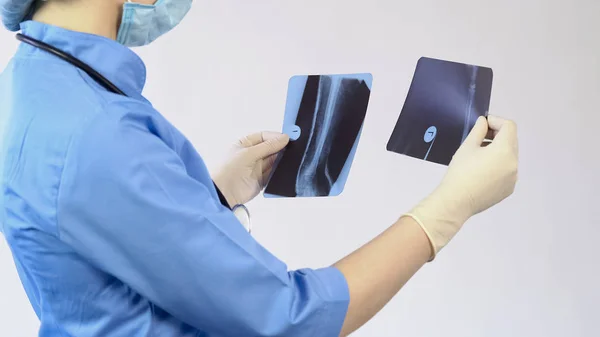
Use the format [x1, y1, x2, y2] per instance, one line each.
[212, 177, 237, 208]
[420, 187, 473, 225]
[404, 189, 472, 259]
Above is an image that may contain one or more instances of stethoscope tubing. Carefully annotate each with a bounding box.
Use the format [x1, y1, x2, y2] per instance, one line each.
[16, 33, 127, 96]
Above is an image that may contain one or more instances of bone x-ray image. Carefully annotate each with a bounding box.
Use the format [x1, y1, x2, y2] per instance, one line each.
[387, 57, 493, 165]
[264, 73, 373, 198]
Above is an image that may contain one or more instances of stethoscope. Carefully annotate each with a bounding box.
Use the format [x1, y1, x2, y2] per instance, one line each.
[15, 33, 252, 233]
[16, 33, 127, 95]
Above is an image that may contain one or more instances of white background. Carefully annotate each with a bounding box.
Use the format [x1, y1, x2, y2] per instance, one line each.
[1, 0, 599, 336]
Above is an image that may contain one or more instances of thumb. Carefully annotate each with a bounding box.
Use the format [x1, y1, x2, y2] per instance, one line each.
[461, 116, 489, 148]
[249, 132, 289, 159]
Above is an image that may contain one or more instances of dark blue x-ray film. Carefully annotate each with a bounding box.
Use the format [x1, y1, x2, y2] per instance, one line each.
[387, 57, 493, 166]
[264, 73, 373, 198]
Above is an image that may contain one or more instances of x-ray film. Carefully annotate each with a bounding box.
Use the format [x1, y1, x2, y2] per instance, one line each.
[264, 73, 373, 198]
[387, 57, 493, 165]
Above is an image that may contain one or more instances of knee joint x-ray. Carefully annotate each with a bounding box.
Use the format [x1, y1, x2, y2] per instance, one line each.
[265, 73, 373, 198]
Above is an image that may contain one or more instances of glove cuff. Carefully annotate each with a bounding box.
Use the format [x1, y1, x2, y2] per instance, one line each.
[402, 213, 437, 262]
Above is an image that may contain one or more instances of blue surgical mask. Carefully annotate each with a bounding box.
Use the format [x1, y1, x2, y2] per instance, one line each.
[116, 0, 192, 47]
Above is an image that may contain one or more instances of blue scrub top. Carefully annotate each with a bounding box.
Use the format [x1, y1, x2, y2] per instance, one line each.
[0, 21, 349, 337]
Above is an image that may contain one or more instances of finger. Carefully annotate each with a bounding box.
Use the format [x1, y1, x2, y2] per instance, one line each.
[260, 169, 273, 188]
[261, 161, 278, 184]
[259, 155, 280, 186]
[236, 131, 283, 148]
[461, 116, 489, 148]
[262, 154, 278, 174]
[487, 115, 517, 146]
[250, 133, 290, 159]
[481, 128, 495, 148]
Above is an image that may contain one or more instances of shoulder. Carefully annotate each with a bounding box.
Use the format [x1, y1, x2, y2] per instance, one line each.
[55, 100, 216, 238]
[63, 99, 171, 172]
[57, 96, 195, 205]
[55, 98, 187, 219]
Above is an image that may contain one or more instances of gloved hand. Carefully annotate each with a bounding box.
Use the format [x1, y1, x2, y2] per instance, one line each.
[213, 132, 289, 207]
[405, 115, 519, 259]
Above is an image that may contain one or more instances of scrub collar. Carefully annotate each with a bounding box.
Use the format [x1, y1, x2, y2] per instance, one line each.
[18, 20, 147, 98]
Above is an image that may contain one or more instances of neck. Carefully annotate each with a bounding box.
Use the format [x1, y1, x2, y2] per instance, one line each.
[32, 0, 122, 40]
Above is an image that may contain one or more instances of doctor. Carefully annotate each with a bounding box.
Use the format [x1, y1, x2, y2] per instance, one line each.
[0, 0, 519, 336]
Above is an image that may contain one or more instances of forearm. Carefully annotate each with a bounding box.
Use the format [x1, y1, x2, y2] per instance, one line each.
[334, 216, 433, 336]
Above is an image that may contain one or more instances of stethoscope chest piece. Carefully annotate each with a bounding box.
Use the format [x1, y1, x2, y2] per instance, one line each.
[232, 204, 251, 233]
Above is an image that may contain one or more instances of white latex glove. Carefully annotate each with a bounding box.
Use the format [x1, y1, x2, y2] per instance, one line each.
[405, 115, 519, 259]
[213, 131, 289, 207]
